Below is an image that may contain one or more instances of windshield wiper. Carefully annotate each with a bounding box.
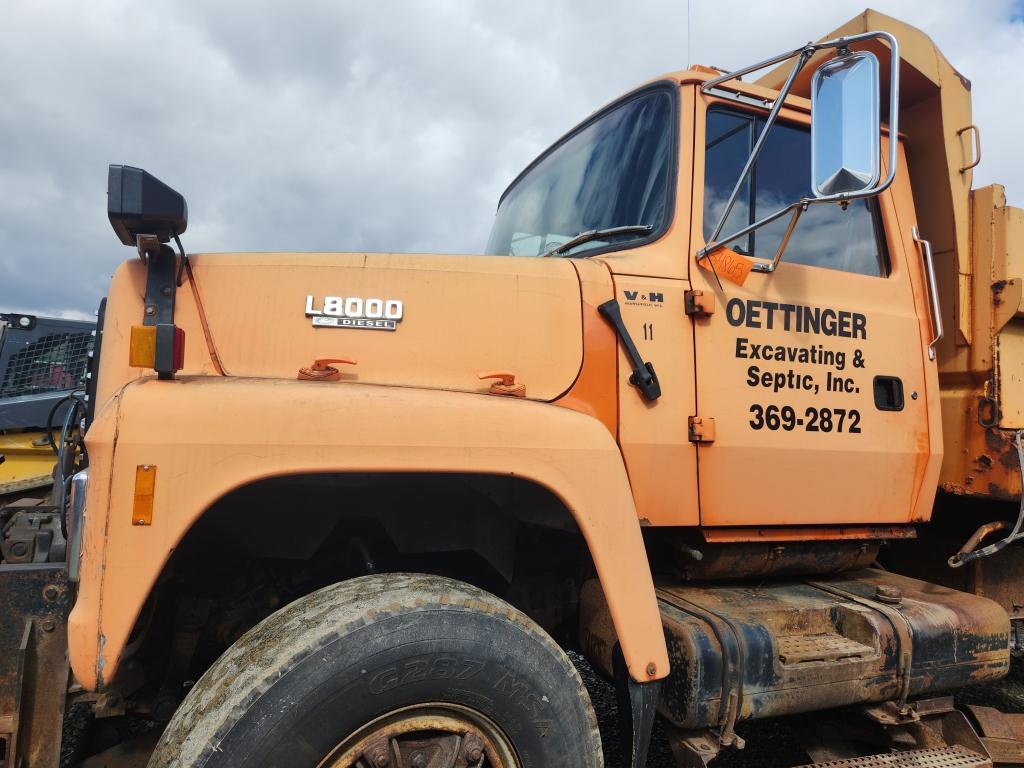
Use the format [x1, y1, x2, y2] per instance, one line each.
[541, 224, 654, 258]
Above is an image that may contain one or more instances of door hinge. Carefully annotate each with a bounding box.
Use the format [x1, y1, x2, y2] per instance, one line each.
[688, 416, 716, 443]
[684, 290, 715, 317]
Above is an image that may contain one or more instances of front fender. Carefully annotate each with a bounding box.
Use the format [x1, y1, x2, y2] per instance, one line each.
[70, 377, 669, 688]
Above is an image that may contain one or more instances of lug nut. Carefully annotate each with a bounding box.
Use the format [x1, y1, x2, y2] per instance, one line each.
[465, 744, 483, 762]
[371, 750, 389, 767]
[410, 754, 426, 768]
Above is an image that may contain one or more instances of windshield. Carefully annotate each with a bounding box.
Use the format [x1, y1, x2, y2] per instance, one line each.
[485, 86, 675, 258]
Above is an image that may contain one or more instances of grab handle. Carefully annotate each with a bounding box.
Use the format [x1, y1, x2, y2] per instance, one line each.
[912, 227, 943, 361]
[957, 124, 981, 173]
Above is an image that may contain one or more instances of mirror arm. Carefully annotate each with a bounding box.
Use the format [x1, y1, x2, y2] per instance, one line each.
[698, 200, 804, 260]
[753, 204, 807, 274]
[706, 47, 814, 245]
[697, 30, 901, 268]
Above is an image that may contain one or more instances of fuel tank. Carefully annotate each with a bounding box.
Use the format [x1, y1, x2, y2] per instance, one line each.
[185, 252, 585, 400]
[581, 570, 1009, 730]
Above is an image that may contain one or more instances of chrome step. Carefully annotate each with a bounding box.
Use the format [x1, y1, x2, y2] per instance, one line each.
[799, 745, 991, 767]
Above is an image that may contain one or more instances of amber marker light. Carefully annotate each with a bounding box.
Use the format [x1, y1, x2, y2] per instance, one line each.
[132, 464, 156, 526]
[129, 324, 185, 377]
[129, 325, 157, 368]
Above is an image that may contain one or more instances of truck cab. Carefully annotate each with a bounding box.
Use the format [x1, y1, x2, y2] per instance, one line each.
[479, 60, 940, 534]
[5, 9, 1023, 768]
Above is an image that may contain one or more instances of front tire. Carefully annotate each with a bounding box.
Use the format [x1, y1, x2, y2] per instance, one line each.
[148, 573, 603, 767]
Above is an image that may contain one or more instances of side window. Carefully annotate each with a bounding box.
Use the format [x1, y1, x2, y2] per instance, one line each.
[486, 87, 674, 258]
[703, 107, 888, 277]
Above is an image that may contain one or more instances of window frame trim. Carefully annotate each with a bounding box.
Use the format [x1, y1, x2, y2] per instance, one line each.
[491, 80, 681, 261]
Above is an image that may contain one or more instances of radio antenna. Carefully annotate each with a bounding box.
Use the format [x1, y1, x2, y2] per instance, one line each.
[687, 0, 692, 67]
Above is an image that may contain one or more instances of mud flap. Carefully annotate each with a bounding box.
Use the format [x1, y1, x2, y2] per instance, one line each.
[614, 644, 661, 768]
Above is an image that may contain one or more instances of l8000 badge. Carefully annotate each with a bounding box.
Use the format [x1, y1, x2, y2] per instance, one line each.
[305, 295, 404, 331]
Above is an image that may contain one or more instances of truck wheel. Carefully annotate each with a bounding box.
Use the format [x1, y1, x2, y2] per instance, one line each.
[148, 573, 603, 768]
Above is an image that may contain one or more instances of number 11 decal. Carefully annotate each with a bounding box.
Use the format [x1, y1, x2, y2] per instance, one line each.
[642, 322, 654, 341]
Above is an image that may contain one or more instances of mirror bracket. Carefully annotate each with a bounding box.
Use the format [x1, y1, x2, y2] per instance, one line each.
[704, 46, 814, 247]
[697, 30, 900, 271]
[750, 203, 807, 274]
[136, 233, 163, 261]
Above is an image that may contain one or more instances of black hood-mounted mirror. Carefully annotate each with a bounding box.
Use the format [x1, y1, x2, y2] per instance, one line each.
[107, 164, 188, 246]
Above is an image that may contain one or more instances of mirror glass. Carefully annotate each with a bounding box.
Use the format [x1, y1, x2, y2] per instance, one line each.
[811, 51, 881, 198]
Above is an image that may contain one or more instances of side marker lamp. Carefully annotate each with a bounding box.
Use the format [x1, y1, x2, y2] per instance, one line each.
[129, 324, 185, 378]
[129, 325, 156, 368]
[132, 464, 156, 526]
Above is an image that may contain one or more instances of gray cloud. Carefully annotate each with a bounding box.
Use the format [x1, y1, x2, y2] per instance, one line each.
[1, 0, 1022, 317]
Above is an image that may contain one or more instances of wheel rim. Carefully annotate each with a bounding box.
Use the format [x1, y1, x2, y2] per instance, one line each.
[319, 702, 522, 768]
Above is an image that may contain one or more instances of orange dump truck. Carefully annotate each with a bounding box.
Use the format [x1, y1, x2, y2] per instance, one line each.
[5, 10, 1024, 768]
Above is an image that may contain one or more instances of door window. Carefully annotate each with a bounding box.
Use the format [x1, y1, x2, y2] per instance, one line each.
[703, 107, 888, 277]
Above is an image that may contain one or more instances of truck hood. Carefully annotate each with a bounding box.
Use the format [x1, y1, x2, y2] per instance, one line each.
[188, 252, 584, 401]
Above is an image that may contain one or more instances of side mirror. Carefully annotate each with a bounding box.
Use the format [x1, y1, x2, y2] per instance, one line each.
[107, 165, 188, 246]
[810, 51, 881, 198]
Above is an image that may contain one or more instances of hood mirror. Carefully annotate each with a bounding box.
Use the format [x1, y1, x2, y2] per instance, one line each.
[108, 165, 188, 247]
[811, 50, 881, 197]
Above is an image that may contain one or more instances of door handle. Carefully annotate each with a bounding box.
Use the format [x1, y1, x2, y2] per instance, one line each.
[912, 227, 943, 361]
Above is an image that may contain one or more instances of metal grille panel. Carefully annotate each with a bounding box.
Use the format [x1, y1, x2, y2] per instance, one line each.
[0, 332, 93, 398]
[798, 745, 991, 768]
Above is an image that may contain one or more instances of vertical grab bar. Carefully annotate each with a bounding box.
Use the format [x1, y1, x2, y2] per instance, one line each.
[957, 124, 982, 173]
[912, 227, 943, 361]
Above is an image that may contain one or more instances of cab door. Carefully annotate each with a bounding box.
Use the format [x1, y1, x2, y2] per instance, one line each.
[690, 101, 937, 527]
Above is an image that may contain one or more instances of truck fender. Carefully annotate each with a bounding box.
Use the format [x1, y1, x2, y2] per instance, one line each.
[69, 377, 669, 688]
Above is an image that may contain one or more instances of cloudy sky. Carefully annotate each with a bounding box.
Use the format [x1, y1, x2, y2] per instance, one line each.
[2, 0, 1022, 319]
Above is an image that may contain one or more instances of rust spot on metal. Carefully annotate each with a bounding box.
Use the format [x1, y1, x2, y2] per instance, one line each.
[985, 428, 1007, 453]
[999, 442, 1021, 471]
[988, 482, 1014, 500]
[946, 425, 1021, 498]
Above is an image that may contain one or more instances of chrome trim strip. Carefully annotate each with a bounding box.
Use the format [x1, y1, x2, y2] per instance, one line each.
[67, 468, 88, 582]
